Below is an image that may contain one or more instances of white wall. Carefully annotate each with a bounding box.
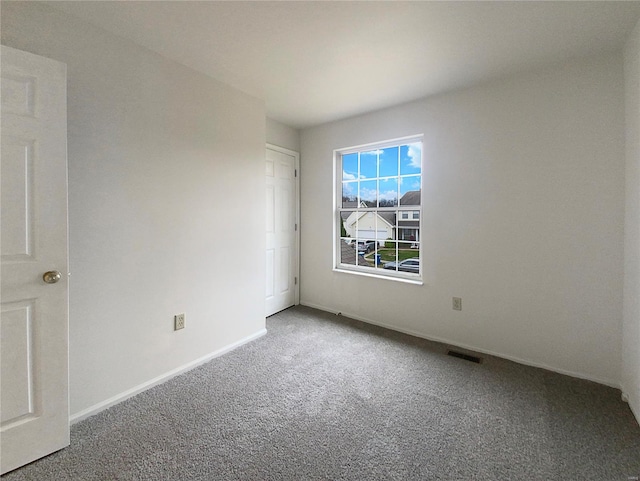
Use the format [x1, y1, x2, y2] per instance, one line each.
[1, 2, 267, 417]
[300, 54, 626, 386]
[266, 117, 300, 153]
[624, 19, 640, 421]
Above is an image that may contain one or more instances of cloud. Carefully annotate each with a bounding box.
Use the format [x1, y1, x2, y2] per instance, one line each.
[361, 149, 384, 156]
[343, 171, 356, 181]
[407, 143, 422, 169]
[342, 182, 356, 195]
[398, 176, 421, 191]
[358, 188, 397, 202]
[359, 187, 377, 202]
[379, 190, 398, 201]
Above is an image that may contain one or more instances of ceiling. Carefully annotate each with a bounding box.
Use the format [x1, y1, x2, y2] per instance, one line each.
[48, 1, 640, 129]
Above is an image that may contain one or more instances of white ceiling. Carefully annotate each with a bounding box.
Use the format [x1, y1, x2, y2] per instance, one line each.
[49, 1, 640, 129]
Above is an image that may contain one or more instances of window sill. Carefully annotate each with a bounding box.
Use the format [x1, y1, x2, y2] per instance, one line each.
[333, 266, 424, 285]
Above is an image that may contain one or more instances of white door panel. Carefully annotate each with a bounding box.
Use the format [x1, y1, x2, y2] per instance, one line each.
[1, 45, 69, 474]
[265, 146, 298, 317]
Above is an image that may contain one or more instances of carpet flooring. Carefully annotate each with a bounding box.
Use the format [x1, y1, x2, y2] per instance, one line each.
[4, 305, 640, 480]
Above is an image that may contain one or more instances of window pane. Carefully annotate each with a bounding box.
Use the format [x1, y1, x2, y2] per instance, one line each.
[400, 176, 421, 205]
[342, 153, 358, 181]
[379, 146, 398, 177]
[340, 238, 372, 268]
[377, 211, 395, 240]
[400, 143, 421, 175]
[356, 252, 372, 268]
[360, 150, 377, 179]
[380, 241, 398, 271]
[339, 238, 359, 266]
[382, 242, 420, 274]
[397, 257, 420, 274]
[356, 212, 379, 242]
[378, 178, 398, 207]
[342, 181, 358, 207]
[339, 210, 356, 239]
[359, 180, 377, 207]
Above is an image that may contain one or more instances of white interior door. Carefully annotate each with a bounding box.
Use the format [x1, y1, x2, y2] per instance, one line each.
[1, 45, 69, 474]
[266, 145, 299, 317]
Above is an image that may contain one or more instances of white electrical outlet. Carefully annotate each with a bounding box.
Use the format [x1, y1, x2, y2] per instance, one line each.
[174, 313, 185, 330]
[452, 297, 462, 311]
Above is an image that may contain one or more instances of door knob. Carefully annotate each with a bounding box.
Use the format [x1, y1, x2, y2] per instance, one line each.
[43, 270, 61, 284]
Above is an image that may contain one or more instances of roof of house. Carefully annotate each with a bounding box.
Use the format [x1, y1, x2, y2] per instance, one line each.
[398, 220, 420, 228]
[379, 212, 396, 226]
[343, 210, 395, 229]
[340, 191, 421, 227]
[399, 190, 421, 206]
[341, 200, 367, 209]
[339, 240, 372, 267]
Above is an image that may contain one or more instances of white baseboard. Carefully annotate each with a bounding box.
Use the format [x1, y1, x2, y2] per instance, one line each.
[70, 328, 267, 424]
[300, 301, 621, 389]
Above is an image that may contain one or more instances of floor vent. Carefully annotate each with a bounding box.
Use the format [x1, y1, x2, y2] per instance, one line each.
[447, 350, 482, 364]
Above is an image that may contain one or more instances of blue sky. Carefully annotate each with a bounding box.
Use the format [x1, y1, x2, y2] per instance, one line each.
[342, 142, 421, 206]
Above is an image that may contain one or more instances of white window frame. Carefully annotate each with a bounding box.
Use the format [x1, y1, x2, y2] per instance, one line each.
[333, 135, 423, 284]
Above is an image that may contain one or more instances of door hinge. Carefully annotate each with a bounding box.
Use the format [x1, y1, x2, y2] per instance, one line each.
[295, 277, 298, 285]
[295, 169, 297, 177]
[295, 223, 298, 231]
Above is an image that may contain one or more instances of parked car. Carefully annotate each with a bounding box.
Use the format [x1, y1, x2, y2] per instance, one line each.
[383, 258, 420, 273]
[355, 240, 377, 254]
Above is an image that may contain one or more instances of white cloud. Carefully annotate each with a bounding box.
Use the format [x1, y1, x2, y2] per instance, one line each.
[342, 182, 356, 195]
[361, 149, 384, 156]
[343, 171, 356, 181]
[398, 176, 421, 193]
[358, 188, 397, 202]
[359, 187, 377, 202]
[379, 190, 398, 201]
[407, 143, 422, 169]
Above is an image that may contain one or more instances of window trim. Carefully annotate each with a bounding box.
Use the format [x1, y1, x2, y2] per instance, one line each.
[333, 135, 424, 283]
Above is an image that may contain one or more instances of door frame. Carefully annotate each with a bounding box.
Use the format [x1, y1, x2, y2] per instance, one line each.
[266, 143, 300, 310]
[1, 45, 70, 475]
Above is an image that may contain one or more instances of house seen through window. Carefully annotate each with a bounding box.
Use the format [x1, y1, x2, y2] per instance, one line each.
[336, 136, 422, 280]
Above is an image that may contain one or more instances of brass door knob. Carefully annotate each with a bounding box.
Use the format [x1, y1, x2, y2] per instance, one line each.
[43, 270, 61, 284]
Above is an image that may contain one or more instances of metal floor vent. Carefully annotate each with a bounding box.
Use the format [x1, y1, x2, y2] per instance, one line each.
[447, 350, 483, 364]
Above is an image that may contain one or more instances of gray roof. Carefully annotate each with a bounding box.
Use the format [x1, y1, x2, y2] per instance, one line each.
[339, 240, 372, 267]
[399, 190, 421, 206]
[398, 220, 419, 228]
[379, 212, 395, 226]
[343, 190, 420, 209]
[341, 210, 395, 227]
[339, 190, 420, 227]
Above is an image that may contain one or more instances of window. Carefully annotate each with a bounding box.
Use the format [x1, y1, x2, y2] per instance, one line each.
[335, 136, 422, 281]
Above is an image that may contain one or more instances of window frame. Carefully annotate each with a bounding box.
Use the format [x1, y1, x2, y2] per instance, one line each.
[333, 135, 424, 283]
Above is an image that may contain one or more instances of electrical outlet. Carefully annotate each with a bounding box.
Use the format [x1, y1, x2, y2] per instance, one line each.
[174, 313, 185, 330]
[452, 297, 462, 311]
